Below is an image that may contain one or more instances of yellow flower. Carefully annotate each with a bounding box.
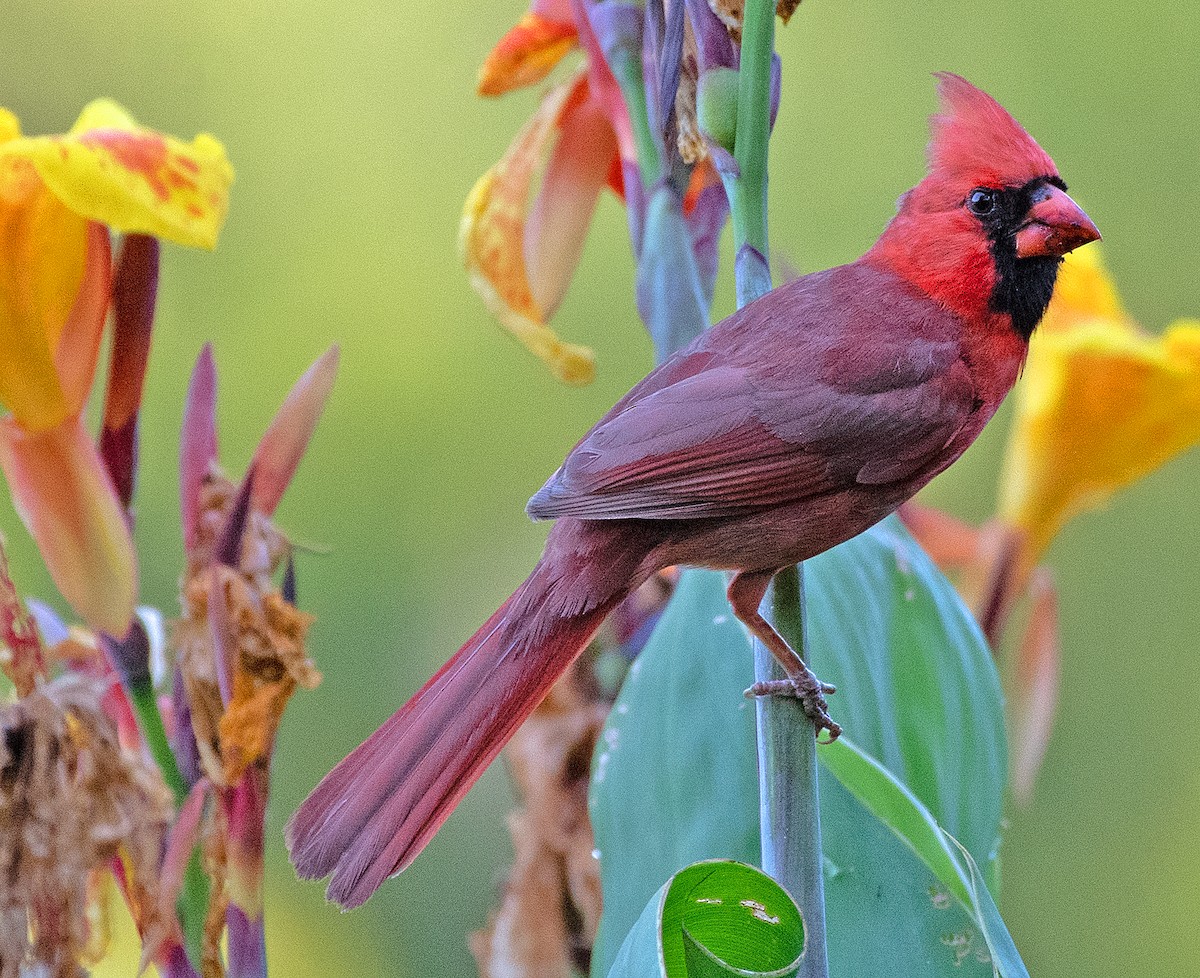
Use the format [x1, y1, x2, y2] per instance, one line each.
[999, 246, 1200, 564]
[0, 100, 232, 636]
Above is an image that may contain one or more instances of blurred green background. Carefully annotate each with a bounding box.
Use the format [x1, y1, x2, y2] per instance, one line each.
[3, 1, 1198, 975]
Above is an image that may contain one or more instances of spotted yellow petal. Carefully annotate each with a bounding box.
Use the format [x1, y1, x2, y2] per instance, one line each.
[459, 74, 596, 385]
[478, 11, 579, 97]
[0, 99, 233, 249]
[999, 318, 1200, 560]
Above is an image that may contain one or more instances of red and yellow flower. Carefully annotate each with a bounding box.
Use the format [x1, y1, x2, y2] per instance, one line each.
[0, 100, 232, 636]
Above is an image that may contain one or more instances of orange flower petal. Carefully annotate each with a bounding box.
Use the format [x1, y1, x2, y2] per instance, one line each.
[54, 222, 113, 418]
[479, 12, 579, 97]
[460, 73, 596, 385]
[526, 91, 617, 319]
[1009, 568, 1061, 805]
[0, 172, 87, 431]
[0, 416, 136, 636]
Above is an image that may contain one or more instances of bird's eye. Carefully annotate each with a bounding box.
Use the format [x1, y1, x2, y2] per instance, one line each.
[967, 189, 997, 216]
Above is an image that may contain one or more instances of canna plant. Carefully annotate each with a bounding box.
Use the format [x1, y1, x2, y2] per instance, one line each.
[1, 5, 1193, 978]
[0, 95, 340, 977]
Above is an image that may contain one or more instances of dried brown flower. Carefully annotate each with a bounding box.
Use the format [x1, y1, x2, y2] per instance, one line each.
[0, 674, 172, 978]
[472, 662, 608, 978]
[706, 0, 802, 41]
[174, 468, 319, 787]
[0, 538, 47, 698]
[675, 18, 706, 165]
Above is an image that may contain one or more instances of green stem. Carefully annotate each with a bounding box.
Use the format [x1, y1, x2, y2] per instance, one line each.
[128, 683, 210, 971]
[609, 47, 663, 186]
[725, 3, 830, 975]
[129, 682, 188, 801]
[757, 567, 829, 977]
[731, 0, 773, 258]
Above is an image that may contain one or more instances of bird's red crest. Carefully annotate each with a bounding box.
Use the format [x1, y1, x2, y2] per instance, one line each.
[928, 73, 1057, 188]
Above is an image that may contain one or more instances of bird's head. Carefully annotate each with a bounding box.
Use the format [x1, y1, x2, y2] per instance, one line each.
[868, 73, 1100, 339]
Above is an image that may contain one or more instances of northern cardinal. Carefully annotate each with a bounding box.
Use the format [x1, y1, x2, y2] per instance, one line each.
[288, 73, 1099, 907]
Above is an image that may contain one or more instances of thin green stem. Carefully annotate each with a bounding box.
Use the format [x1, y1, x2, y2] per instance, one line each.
[725, 2, 830, 975]
[128, 683, 210, 971]
[730, 0, 774, 268]
[129, 682, 188, 802]
[609, 48, 663, 186]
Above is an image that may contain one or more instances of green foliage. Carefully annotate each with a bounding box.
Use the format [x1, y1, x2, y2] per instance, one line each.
[821, 737, 1028, 978]
[607, 860, 805, 978]
[591, 517, 1016, 977]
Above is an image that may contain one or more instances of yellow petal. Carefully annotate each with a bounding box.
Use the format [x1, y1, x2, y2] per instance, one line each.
[1039, 244, 1131, 335]
[0, 172, 88, 431]
[478, 11, 579, 97]
[0, 109, 19, 144]
[999, 319, 1200, 560]
[459, 75, 596, 385]
[0, 416, 136, 636]
[0, 99, 233, 249]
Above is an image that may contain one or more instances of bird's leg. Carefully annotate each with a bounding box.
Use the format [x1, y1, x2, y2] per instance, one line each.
[727, 569, 842, 742]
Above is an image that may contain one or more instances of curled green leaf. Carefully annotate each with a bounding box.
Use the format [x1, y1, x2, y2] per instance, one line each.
[608, 860, 805, 978]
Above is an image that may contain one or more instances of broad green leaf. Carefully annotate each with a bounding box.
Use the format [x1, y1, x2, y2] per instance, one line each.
[592, 570, 761, 973]
[591, 517, 1011, 978]
[607, 860, 805, 978]
[821, 737, 1030, 978]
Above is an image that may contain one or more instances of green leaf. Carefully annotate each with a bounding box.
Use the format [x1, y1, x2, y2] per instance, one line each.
[591, 517, 1012, 978]
[607, 860, 805, 978]
[591, 570, 761, 974]
[820, 737, 1030, 978]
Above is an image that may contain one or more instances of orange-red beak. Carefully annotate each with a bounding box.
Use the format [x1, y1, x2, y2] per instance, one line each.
[1014, 185, 1101, 259]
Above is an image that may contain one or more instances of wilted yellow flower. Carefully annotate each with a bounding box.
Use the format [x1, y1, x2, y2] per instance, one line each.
[999, 246, 1200, 564]
[460, 69, 609, 386]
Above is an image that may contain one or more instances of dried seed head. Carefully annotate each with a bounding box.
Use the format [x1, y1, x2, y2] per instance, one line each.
[174, 468, 319, 787]
[0, 674, 172, 978]
[0, 538, 47, 698]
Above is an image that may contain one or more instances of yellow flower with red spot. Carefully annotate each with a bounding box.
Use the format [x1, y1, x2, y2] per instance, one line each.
[999, 246, 1200, 565]
[0, 100, 232, 636]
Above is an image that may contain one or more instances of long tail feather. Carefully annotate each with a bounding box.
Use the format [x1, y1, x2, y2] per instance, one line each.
[286, 556, 627, 908]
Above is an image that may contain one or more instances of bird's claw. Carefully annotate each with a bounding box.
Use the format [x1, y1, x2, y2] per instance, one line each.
[745, 672, 842, 743]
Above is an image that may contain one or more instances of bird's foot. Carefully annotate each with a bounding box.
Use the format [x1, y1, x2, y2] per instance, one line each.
[746, 669, 842, 743]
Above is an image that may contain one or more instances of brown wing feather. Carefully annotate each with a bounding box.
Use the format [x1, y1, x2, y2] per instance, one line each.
[527, 263, 978, 522]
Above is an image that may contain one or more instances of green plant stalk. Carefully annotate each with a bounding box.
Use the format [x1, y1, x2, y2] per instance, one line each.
[724, 2, 830, 975]
[608, 47, 663, 187]
[727, 0, 774, 306]
[758, 567, 829, 977]
[129, 682, 211, 971]
[130, 682, 187, 799]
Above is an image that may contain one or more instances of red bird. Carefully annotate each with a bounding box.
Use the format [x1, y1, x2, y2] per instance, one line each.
[288, 73, 1099, 907]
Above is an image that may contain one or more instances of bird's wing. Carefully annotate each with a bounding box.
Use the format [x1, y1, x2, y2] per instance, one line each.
[527, 264, 978, 521]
